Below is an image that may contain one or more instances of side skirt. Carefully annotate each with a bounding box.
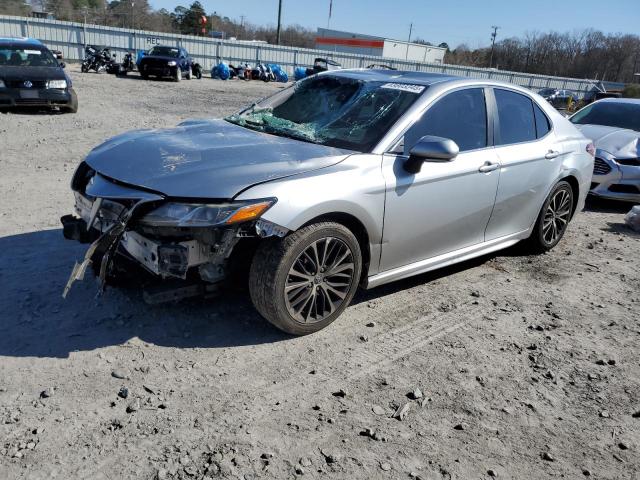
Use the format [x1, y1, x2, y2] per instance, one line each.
[365, 230, 529, 290]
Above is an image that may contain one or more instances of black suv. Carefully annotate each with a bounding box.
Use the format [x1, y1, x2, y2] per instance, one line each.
[138, 45, 193, 82]
[0, 37, 78, 113]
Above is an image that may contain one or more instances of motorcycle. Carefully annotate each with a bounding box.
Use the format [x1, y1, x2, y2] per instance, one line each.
[116, 51, 137, 76]
[252, 63, 275, 82]
[81, 45, 114, 73]
[191, 62, 203, 79]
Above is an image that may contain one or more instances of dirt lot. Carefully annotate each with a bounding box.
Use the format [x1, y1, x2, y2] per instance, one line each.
[1, 65, 639, 480]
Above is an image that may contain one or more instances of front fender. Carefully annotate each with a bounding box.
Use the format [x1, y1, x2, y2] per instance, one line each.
[235, 154, 386, 275]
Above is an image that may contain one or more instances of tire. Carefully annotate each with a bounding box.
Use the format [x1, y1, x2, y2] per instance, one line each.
[63, 89, 78, 114]
[249, 222, 362, 335]
[526, 181, 574, 253]
[140, 71, 149, 80]
[185, 67, 193, 80]
[174, 67, 182, 82]
[81, 63, 89, 73]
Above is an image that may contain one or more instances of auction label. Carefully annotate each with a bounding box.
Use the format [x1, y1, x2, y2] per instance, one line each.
[381, 83, 426, 94]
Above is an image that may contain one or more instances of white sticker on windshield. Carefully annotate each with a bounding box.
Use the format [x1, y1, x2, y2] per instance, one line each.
[23, 49, 42, 55]
[381, 83, 425, 94]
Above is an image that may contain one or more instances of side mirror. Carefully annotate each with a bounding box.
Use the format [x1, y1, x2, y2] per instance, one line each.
[404, 135, 459, 174]
[59, 62, 66, 69]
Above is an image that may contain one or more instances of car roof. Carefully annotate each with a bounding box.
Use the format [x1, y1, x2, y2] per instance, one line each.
[594, 97, 640, 105]
[0, 36, 44, 48]
[328, 68, 462, 86]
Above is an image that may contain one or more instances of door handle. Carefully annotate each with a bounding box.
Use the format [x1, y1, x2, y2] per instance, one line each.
[478, 161, 500, 173]
[545, 150, 561, 159]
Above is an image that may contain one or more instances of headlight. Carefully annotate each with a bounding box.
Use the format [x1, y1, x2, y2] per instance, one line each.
[47, 79, 67, 89]
[139, 199, 276, 227]
[0, 79, 5, 88]
[167, 61, 177, 67]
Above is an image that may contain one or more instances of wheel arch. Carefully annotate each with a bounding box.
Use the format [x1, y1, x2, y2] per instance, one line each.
[558, 174, 580, 219]
[299, 212, 372, 285]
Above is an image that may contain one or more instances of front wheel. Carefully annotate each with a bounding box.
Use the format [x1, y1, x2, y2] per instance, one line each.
[174, 67, 182, 82]
[526, 181, 574, 253]
[249, 222, 362, 335]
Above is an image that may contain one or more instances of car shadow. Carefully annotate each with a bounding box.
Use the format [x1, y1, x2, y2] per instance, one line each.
[0, 228, 533, 359]
[0, 107, 68, 115]
[0, 229, 290, 359]
[584, 196, 634, 214]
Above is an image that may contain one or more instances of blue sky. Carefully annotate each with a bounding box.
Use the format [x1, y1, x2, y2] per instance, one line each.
[148, 0, 640, 47]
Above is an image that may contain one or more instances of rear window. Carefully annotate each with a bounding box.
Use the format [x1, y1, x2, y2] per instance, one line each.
[495, 89, 536, 145]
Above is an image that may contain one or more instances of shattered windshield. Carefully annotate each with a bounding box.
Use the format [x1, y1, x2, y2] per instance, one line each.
[225, 75, 425, 151]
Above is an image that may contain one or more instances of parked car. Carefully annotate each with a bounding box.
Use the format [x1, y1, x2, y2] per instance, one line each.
[538, 88, 578, 109]
[305, 57, 341, 77]
[570, 98, 640, 202]
[138, 45, 193, 81]
[61, 70, 593, 334]
[0, 36, 78, 113]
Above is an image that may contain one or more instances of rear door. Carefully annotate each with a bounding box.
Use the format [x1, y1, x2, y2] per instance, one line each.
[484, 88, 564, 240]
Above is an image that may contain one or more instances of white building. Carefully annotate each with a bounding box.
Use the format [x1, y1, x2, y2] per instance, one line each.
[315, 28, 446, 64]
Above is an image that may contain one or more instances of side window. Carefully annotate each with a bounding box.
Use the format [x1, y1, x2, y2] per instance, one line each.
[494, 89, 536, 145]
[533, 102, 551, 138]
[404, 88, 487, 153]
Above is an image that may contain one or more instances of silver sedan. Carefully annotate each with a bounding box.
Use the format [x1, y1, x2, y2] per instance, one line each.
[62, 70, 594, 334]
[569, 98, 640, 203]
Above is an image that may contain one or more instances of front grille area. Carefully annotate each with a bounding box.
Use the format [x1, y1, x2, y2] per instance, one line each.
[5, 79, 47, 88]
[15, 98, 47, 105]
[616, 157, 640, 166]
[609, 184, 639, 194]
[593, 157, 612, 175]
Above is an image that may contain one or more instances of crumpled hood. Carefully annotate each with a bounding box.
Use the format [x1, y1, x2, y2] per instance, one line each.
[84, 119, 351, 199]
[575, 124, 640, 159]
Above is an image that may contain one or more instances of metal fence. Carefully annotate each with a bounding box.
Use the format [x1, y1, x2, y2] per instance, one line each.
[0, 14, 623, 96]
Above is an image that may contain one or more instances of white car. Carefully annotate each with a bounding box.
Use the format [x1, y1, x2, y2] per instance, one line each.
[570, 98, 640, 203]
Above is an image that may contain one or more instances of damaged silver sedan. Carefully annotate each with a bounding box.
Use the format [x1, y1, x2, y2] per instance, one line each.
[63, 70, 594, 335]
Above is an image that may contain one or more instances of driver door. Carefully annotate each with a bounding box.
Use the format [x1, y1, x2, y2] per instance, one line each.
[380, 87, 501, 272]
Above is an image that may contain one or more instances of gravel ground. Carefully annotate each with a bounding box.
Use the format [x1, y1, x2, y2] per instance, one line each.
[1, 66, 639, 480]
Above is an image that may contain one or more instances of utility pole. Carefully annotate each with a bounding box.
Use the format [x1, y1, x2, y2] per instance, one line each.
[276, 0, 282, 45]
[489, 25, 499, 68]
[405, 22, 413, 60]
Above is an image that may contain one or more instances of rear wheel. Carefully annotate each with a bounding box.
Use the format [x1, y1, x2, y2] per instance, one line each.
[185, 67, 193, 80]
[249, 222, 362, 335]
[526, 181, 574, 252]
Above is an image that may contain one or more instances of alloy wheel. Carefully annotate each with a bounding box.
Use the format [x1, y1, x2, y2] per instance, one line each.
[284, 237, 355, 324]
[542, 187, 572, 245]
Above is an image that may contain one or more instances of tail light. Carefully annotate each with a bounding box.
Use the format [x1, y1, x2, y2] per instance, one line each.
[586, 142, 596, 157]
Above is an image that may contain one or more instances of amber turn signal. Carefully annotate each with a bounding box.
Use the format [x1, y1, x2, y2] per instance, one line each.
[225, 201, 273, 224]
